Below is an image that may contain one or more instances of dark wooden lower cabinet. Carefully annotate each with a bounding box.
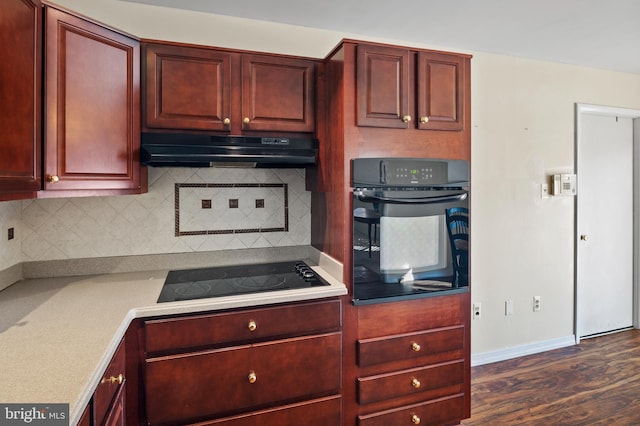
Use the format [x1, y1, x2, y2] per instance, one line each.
[93, 339, 126, 425]
[142, 299, 343, 426]
[102, 384, 126, 426]
[78, 405, 91, 426]
[193, 395, 341, 426]
[357, 394, 465, 426]
[145, 332, 341, 425]
[350, 293, 471, 426]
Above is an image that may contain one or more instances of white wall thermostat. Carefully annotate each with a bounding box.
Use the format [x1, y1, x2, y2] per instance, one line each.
[552, 174, 577, 196]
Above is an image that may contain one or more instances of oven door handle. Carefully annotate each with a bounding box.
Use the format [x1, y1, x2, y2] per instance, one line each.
[355, 190, 468, 205]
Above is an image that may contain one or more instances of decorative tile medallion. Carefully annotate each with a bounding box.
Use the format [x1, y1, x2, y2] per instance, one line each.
[175, 183, 288, 236]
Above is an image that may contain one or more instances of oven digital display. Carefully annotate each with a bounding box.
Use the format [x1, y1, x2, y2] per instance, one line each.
[381, 160, 448, 185]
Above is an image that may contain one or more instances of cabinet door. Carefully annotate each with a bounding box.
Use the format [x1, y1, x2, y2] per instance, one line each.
[94, 339, 126, 425]
[145, 332, 341, 425]
[416, 51, 465, 131]
[144, 43, 233, 131]
[356, 44, 411, 129]
[43, 7, 143, 194]
[0, 0, 42, 200]
[241, 54, 315, 132]
[103, 385, 126, 426]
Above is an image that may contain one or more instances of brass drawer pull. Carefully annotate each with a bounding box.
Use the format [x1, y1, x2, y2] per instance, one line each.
[103, 373, 124, 385]
[247, 320, 257, 332]
[411, 342, 421, 352]
[248, 371, 257, 384]
[411, 413, 421, 424]
[411, 377, 421, 389]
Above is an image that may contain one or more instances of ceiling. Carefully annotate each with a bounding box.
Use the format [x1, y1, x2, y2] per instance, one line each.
[122, 0, 640, 75]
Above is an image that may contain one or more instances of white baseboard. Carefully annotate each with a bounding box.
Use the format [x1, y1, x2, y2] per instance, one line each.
[471, 335, 577, 366]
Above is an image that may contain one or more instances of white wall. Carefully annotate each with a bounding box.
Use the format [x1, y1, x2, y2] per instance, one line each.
[470, 53, 640, 357]
[16, 0, 640, 357]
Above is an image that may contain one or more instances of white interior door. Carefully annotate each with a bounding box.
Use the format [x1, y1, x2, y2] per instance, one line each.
[577, 109, 634, 338]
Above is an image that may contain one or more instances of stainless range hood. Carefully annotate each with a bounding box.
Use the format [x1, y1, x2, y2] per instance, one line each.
[140, 133, 319, 168]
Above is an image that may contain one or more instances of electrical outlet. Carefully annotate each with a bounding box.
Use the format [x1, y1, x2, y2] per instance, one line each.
[7, 227, 14, 240]
[472, 302, 482, 319]
[505, 299, 514, 315]
[533, 296, 541, 312]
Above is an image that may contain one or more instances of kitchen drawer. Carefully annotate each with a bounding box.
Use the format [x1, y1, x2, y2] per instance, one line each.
[145, 332, 341, 425]
[358, 294, 465, 339]
[93, 338, 126, 425]
[357, 393, 464, 426]
[194, 395, 341, 425]
[145, 299, 341, 354]
[358, 325, 464, 368]
[358, 360, 464, 405]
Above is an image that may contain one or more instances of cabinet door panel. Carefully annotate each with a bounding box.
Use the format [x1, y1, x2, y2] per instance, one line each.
[417, 52, 465, 131]
[94, 339, 126, 425]
[145, 299, 341, 355]
[144, 44, 233, 131]
[357, 360, 464, 405]
[242, 54, 315, 132]
[357, 393, 464, 426]
[198, 396, 341, 426]
[145, 332, 341, 425]
[44, 8, 141, 192]
[0, 0, 41, 199]
[357, 44, 410, 128]
[358, 325, 464, 368]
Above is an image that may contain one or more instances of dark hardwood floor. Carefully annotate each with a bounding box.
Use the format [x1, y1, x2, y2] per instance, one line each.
[462, 329, 640, 425]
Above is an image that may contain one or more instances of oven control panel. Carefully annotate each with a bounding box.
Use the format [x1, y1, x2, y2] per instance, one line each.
[351, 158, 469, 188]
[381, 160, 447, 185]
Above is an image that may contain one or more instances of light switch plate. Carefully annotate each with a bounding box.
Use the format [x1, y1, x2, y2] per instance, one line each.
[541, 183, 549, 199]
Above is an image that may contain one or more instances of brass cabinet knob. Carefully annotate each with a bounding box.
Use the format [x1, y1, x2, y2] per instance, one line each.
[248, 320, 257, 332]
[223, 117, 231, 125]
[411, 378, 421, 389]
[248, 371, 257, 384]
[402, 115, 412, 123]
[411, 413, 421, 424]
[411, 342, 421, 352]
[419, 116, 429, 124]
[243, 117, 251, 125]
[103, 373, 124, 385]
[46, 175, 59, 183]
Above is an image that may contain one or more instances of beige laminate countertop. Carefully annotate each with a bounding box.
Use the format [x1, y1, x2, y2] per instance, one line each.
[0, 258, 347, 425]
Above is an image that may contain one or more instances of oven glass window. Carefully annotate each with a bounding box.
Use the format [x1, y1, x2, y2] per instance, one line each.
[352, 190, 468, 303]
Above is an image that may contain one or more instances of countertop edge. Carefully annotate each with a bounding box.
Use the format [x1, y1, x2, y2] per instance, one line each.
[66, 261, 346, 426]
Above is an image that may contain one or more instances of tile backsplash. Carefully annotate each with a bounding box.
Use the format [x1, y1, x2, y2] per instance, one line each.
[15, 167, 310, 263]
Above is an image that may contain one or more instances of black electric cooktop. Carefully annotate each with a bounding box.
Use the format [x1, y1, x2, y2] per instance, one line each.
[157, 261, 329, 303]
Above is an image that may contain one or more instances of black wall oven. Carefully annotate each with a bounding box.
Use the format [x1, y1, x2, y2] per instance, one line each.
[352, 158, 469, 305]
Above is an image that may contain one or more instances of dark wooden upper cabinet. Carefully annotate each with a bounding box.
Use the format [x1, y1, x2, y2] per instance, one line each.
[0, 0, 42, 201]
[43, 7, 144, 194]
[357, 43, 467, 132]
[242, 54, 315, 132]
[144, 43, 233, 131]
[356, 44, 411, 129]
[143, 43, 316, 134]
[417, 51, 465, 131]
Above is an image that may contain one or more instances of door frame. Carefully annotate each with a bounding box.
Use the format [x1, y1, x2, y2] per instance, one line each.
[575, 103, 640, 344]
